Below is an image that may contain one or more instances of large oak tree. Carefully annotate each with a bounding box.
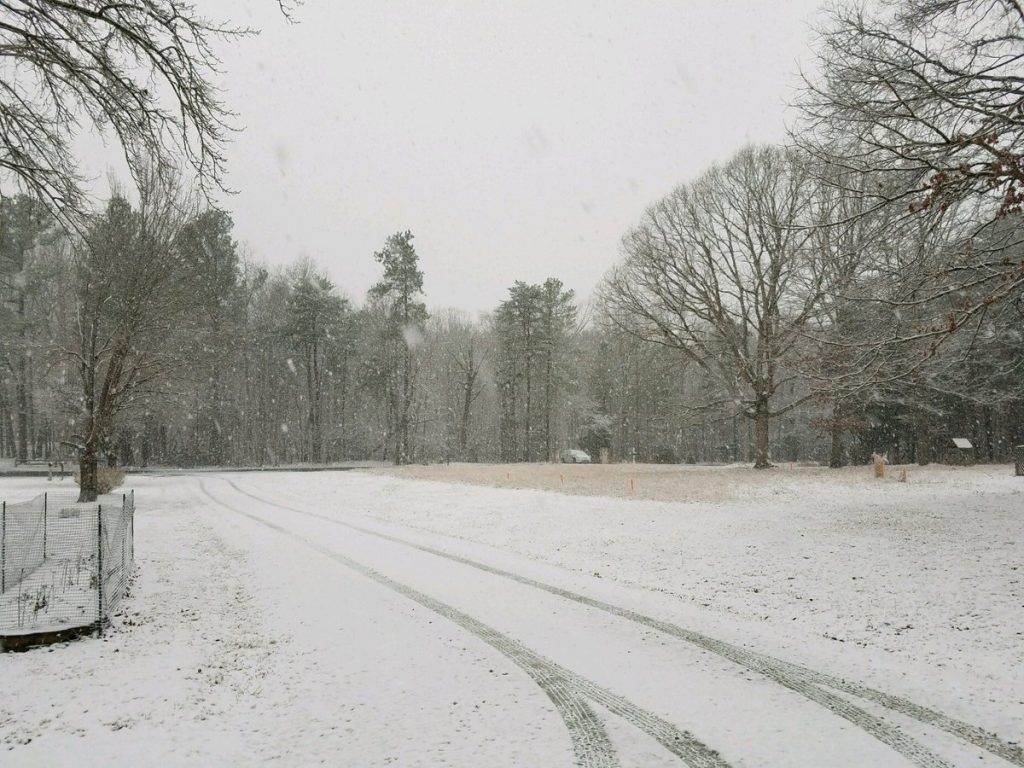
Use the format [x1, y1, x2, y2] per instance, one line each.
[602, 146, 832, 468]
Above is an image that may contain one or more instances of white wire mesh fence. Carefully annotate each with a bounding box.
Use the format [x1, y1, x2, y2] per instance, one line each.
[0, 489, 134, 636]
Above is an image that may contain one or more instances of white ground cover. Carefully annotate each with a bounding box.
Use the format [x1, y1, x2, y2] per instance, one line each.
[0, 556, 96, 634]
[0, 466, 1021, 767]
[366, 463, 1024, 701]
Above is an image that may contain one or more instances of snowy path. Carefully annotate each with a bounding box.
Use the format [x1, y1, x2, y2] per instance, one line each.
[2, 471, 1021, 767]
[199, 474, 1021, 768]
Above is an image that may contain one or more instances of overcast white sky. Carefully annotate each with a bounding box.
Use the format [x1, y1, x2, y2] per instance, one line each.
[92, 1, 826, 314]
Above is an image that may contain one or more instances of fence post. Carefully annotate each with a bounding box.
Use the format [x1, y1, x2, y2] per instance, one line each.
[1, 500, 5, 595]
[129, 491, 134, 564]
[121, 494, 126, 576]
[96, 504, 103, 635]
[43, 492, 47, 559]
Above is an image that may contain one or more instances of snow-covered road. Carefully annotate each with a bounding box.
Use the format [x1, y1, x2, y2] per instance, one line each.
[2, 470, 1022, 767]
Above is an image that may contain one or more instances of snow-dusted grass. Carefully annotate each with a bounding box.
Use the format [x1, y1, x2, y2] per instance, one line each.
[1, 466, 1021, 765]
[370, 459, 1004, 503]
[0, 555, 96, 633]
[347, 464, 1024, 731]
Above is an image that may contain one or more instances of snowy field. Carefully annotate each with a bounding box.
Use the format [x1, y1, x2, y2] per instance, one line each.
[0, 466, 1021, 767]
[370, 459, 1011, 502]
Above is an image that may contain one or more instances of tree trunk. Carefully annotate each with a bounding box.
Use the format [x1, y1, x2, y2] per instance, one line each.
[982, 405, 994, 462]
[916, 409, 931, 466]
[397, 346, 413, 465]
[523, 356, 532, 462]
[384, 377, 396, 464]
[753, 401, 772, 469]
[304, 345, 315, 464]
[828, 397, 844, 469]
[15, 353, 28, 464]
[14, 291, 29, 463]
[499, 380, 516, 462]
[78, 442, 99, 502]
[209, 368, 224, 465]
[544, 353, 552, 462]
[0, 380, 14, 459]
[459, 375, 474, 459]
[309, 340, 323, 464]
[338, 354, 349, 460]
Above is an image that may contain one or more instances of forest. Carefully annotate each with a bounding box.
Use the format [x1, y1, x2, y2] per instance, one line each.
[0, 0, 1022, 486]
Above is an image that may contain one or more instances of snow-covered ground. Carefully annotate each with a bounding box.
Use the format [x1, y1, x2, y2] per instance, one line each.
[1, 467, 1021, 767]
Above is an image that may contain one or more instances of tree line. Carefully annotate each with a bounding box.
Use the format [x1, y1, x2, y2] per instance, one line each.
[0, 183, 585, 479]
[0, 0, 1023, 498]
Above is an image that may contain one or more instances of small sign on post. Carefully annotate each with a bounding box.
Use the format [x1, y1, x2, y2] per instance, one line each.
[1015, 445, 1024, 477]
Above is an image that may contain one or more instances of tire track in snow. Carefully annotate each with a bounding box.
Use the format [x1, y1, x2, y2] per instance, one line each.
[199, 480, 729, 768]
[781, 662, 1024, 767]
[224, 475, 1024, 768]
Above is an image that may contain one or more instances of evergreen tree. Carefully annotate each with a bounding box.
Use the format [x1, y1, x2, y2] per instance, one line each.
[175, 209, 243, 463]
[284, 268, 348, 463]
[0, 196, 54, 463]
[369, 231, 427, 464]
[495, 279, 576, 461]
[537, 278, 577, 461]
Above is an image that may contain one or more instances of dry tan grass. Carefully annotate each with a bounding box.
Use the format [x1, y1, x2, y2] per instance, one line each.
[367, 460, 999, 503]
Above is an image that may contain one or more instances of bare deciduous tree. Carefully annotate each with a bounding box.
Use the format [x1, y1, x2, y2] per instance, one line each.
[601, 146, 831, 468]
[64, 169, 199, 500]
[0, 1, 295, 221]
[433, 312, 488, 460]
[799, 0, 1024, 338]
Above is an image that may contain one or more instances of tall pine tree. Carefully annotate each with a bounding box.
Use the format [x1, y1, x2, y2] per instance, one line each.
[369, 231, 427, 464]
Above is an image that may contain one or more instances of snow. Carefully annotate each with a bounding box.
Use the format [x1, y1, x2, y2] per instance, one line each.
[0, 489, 127, 635]
[0, 554, 96, 634]
[1, 466, 1021, 766]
